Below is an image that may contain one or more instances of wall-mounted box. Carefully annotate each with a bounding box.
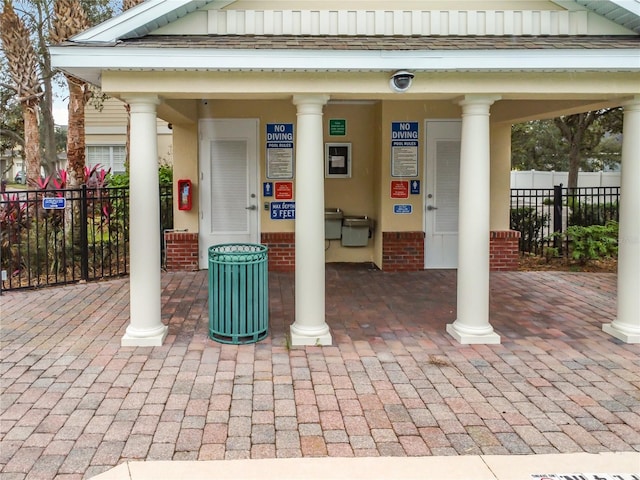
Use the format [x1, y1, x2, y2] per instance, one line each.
[341, 216, 374, 247]
[325, 143, 351, 178]
[325, 208, 343, 240]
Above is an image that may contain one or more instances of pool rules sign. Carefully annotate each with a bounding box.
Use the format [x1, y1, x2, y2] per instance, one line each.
[266, 123, 294, 179]
[391, 122, 419, 177]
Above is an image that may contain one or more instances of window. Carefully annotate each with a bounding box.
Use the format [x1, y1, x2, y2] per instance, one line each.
[86, 146, 126, 174]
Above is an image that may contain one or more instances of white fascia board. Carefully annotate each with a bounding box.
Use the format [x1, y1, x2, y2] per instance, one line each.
[71, 0, 235, 43]
[50, 47, 640, 73]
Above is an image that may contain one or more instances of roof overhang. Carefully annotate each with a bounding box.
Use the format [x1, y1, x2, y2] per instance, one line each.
[50, 44, 640, 87]
[70, 0, 234, 42]
[553, 0, 640, 32]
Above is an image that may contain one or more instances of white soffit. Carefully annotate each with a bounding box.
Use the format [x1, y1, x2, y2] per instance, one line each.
[554, 0, 640, 32]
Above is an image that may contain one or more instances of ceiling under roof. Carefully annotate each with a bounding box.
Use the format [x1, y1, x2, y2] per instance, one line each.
[572, 0, 640, 32]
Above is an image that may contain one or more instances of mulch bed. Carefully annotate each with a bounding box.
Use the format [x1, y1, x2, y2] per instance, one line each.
[518, 254, 617, 273]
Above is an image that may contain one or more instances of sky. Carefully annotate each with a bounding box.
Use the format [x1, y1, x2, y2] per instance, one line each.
[53, 98, 68, 126]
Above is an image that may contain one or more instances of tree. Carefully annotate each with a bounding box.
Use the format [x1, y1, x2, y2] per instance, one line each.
[1, 58, 25, 155]
[122, 0, 143, 9]
[51, 0, 90, 187]
[0, 0, 42, 183]
[511, 120, 567, 172]
[512, 108, 622, 188]
[1, 0, 117, 184]
[553, 109, 620, 189]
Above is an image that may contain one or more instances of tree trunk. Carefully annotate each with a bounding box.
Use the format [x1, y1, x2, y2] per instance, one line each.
[23, 105, 41, 182]
[40, 61, 58, 175]
[566, 138, 582, 190]
[66, 77, 88, 188]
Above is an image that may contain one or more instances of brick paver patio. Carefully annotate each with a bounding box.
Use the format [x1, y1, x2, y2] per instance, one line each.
[1, 266, 638, 479]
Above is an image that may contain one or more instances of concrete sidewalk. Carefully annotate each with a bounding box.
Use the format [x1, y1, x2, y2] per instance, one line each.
[93, 453, 640, 479]
[1, 266, 639, 479]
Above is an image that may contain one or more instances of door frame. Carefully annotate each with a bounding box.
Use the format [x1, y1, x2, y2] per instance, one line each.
[423, 119, 462, 269]
[198, 118, 261, 268]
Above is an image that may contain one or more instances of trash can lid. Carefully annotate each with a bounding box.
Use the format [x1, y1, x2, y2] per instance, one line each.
[208, 243, 268, 262]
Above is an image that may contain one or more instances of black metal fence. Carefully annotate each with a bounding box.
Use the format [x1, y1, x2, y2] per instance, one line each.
[510, 185, 620, 255]
[0, 186, 172, 292]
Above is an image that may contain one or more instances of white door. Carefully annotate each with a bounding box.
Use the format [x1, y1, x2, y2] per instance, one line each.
[424, 120, 461, 269]
[199, 119, 260, 269]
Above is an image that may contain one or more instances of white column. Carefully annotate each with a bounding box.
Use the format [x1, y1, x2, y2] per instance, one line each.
[290, 95, 332, 346]
[603, 96, 640, 343]
[121, 96, 168, 347]
[447, 95, 501, 345]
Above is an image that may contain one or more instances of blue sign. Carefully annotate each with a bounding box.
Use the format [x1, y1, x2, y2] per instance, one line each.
[263, 182, 273, 197]
[266, 123, 294, 149]
[270, 201, 296, 220]
[391, 122, 419, 147]
[42, 197, 66, 209]
[391, 122, 419, 177]
[410, 180, 420, 195]
[393, 204, 413, 214]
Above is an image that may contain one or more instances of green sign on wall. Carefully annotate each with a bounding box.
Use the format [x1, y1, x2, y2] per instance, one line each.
[329, 119, 346, 136]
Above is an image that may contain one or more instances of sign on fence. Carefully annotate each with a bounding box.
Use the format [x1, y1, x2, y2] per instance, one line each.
[42, 197, 66, 209]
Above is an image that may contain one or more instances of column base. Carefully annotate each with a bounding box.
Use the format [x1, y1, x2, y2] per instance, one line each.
[602, 323, 640, 344]
[289, 324, 332, 346]
[446, 323, 500, 345]
[121, 325, 168, 347]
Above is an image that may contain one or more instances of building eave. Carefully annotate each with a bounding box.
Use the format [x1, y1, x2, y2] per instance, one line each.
[70, 0, 235, 42]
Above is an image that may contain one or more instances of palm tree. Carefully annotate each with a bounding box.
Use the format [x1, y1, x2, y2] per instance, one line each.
[123, 0, 145, 10]
[0, 0, 42, 184]
[50, 0, 90, 188]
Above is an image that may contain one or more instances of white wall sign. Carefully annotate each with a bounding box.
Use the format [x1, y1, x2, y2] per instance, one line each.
[266, 123, 294, 179]
[391, 122, 419, 177]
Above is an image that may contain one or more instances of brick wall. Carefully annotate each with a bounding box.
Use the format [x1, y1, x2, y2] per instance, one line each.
[163, 229, 520, 272]
[164, 231, 199, 271]
[490, 230, 521, 271]
[261, 232, 295, 272]
[382, 231, 425, 271]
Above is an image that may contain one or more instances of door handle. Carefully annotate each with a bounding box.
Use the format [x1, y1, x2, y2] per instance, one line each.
[427, 205, 438, 211]
[245, 205, 257, 210]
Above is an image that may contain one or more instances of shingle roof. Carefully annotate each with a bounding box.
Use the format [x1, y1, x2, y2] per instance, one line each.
[109, 34, 640, 50]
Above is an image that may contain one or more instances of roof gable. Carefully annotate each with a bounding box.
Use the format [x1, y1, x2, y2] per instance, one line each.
[71, 0, 235, 43]
[71, 0, 639, 44]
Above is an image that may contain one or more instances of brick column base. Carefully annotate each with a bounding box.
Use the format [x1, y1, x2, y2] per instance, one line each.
[261, 232, 295, 272]
[490, 230, 521, 271]
[164, 231, 199, 271]
[382, 231, 425, 272]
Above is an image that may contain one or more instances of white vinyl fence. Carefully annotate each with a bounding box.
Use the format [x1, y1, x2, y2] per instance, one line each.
[511, 170, 620, 189]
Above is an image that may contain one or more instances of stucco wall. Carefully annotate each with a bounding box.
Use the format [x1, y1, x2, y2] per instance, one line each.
[170, 97, 525, 266]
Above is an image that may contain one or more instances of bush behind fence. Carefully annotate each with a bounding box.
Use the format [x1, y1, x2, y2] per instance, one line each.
[0, 186, 172, 292]
[510, 186, 620, 257]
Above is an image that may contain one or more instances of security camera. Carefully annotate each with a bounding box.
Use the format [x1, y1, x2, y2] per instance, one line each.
[389, 70, 414, 93]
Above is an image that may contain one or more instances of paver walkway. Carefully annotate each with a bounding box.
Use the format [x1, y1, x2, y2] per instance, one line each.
[1, 266, 638, 479]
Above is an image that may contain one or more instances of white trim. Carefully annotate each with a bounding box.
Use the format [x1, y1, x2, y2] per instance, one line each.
[71, 0, 234, 43]
[51, 47, 640, 75]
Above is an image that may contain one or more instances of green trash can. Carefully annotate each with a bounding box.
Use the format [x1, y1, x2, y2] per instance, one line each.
[208, 243, 269, 344]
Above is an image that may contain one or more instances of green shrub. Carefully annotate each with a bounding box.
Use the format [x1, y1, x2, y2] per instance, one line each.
[510, 207, 550, 253]
[567, 197, 618, 227]
[565, 221, 618, 264]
